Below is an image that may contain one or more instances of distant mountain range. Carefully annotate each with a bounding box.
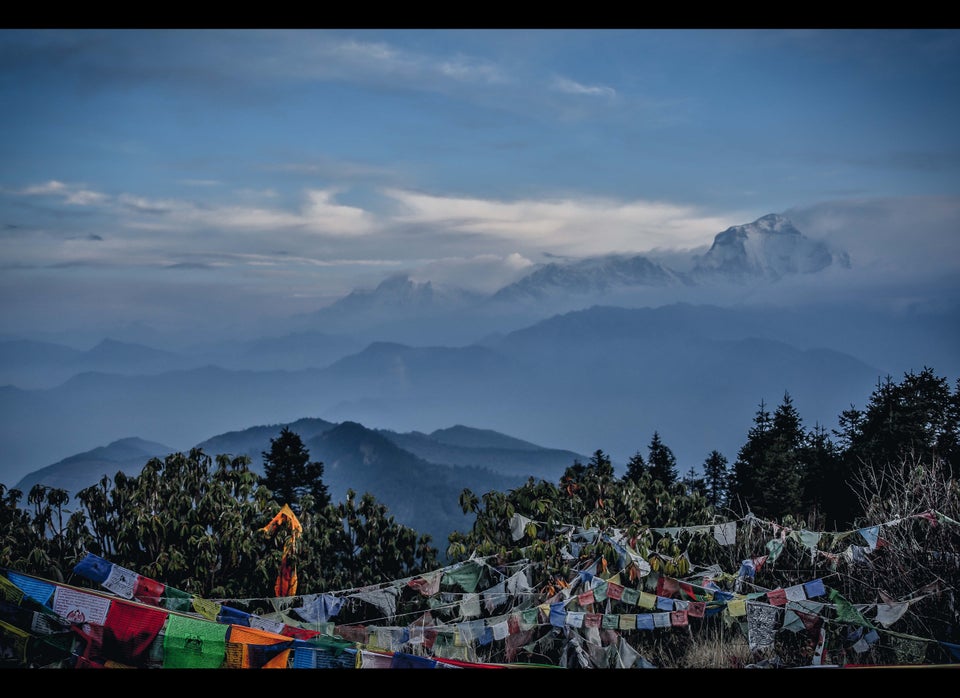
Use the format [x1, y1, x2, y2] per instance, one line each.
[14, 419, 586, 548]
[1, 212, 957, 517]
[5, 300, 946, 497]
[278, 213, 853, 343]
[0, 212, 864, 384]
[491, 214, 848, 304]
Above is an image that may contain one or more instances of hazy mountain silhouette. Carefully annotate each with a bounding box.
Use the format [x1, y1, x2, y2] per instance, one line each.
[0, 338, 193, 389]
[2, 298, 954, 494]
[188, 331, 365, 372]
[1, 213, 956, 498]
[490, 254, 690, 304]
[12, 417, 584, 548]
[303, 420, 536, 546]
[378, 425, 585, 481]
[14, 437, 175, 498]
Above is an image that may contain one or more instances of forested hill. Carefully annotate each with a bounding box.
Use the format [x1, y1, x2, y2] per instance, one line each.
[13, 418, 588, 548]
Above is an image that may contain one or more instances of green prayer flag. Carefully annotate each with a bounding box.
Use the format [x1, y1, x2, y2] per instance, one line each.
[160, 586, 194, 613]
[765, 539, 785, 563]
[520, 607, 539, 630]
[441, 561, 482, 593]
[163, 614, 228, 668]
[828, 588, 874, 629]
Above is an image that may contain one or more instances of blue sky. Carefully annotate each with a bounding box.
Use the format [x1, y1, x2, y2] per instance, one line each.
[1, 29, 958, 341]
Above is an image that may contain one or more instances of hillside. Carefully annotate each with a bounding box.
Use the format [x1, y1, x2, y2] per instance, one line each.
[13, 417, 587, 549]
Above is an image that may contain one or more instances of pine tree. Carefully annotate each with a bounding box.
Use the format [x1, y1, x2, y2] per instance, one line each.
[647, 431, 678, 487]
[728, 394, 810, 520]
[588, 449, 614, 476]
[839, 368, 959, 477]
[801, 422, 849, 527]
[728, 399, 772, 516]
[766, 392, 804, 517]
[261, 427, 330, 514]
[701, 450, 729, 508]
[624, 450, 648, 483]
[681, 466, 706, 498]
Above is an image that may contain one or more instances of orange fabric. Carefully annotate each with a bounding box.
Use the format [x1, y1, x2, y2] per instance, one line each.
[226, 625, 293, 668]
[275, 554, 298, 598]
[261, 504, 303, 539]
[228, 625, 291, 645]
[262, 504, 303, 598]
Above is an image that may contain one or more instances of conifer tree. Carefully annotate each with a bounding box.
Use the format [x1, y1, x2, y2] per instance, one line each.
[681, 466, 706, 497]
[801, 422, 848, 527]
[701, 450, 729, 509]
[728, 399, 772, 516]
[766, 392, 804, 517]
[837, 368, 960, 478]
[261, 427, 330, 514]
[647, 431, 678, 487]
[624, 450, 648, 483]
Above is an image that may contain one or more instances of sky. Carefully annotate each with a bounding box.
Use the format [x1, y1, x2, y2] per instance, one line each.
[1, 28, 958, 343]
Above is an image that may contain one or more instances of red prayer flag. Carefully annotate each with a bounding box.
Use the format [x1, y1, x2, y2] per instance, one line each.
[767, 588, 788, 606]
[656, 575, 679, 598]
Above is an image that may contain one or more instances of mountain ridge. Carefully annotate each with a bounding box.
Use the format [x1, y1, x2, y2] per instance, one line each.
[3, 300, 950, 493]
[13, 418, 588, 547]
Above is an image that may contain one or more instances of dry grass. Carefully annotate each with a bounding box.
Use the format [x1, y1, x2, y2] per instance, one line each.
[677, 629, 756, 668]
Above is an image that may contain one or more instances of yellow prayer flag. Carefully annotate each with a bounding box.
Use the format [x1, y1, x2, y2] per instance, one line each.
[192, 596, 221, 621]
[726, 598, 747, 617]
[638, 592, 657, 610]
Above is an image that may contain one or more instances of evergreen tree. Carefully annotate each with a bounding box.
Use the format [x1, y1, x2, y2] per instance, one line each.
[588, 448, 614, 475]
[837, 368, 960, 478]
[647, 431, 678, 486]
[701, 450, 729, 509]
[728, 394, 807, 520]
[261, 427, 330, 514]
[728, 399, 772, 516]
[801, 422, 850, 528]
[766, 392, 804, 516]
[681, 466, 706, 498]
[624, 450, 648, 483]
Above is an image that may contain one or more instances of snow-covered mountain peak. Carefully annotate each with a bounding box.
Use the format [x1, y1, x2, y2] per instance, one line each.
[692, 214, 849, 280]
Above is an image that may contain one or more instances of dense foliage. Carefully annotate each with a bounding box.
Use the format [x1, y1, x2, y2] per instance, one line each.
[1, 446, 437, 599]
[1, 367, 958, 667]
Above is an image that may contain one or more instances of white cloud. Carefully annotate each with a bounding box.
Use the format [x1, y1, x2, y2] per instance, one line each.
[5, 178, 755, 280]
[301, 189, 378, 235]
[383, 188, 742, 256]
[13, 181, 379, 238]
[408, 252, 536, 293]
[21, 180, 67, 195]
[551, 76, 617, 99]
[19, 180, 105, 205]
[306, 36, 507, 87]
[786, 195, 960, 277]
[437, 55, 505, 83]
[135, 188, 377, 236]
